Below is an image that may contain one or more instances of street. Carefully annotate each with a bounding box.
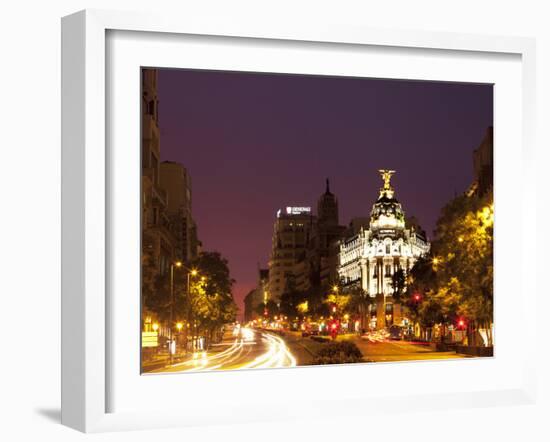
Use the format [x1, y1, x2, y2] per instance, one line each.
[147, 326, 467, 374]
[149, 327, 296, 373]
[350, 336, 467, 362]
[284, 332, 466, 365]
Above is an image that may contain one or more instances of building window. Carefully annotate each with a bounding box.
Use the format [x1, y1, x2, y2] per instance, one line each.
[385, 264, 392, 276]
[386, 244, 391, 254]
[370, 303, 377, 317]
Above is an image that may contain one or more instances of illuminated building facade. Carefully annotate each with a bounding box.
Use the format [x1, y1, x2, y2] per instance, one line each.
[267, 181, 346, 302]
[268, 207, 314, 301]
[338, 170, 430, 330]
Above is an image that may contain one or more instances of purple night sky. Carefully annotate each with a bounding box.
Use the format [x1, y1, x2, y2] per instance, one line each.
[157, 69, 493, 315]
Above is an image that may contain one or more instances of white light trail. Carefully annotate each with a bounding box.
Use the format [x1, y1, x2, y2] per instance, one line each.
[167, 328, 296, 372]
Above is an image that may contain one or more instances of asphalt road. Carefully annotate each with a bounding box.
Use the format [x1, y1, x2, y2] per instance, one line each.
[350, 337, 467, 362]
[151, 327, 296, 373]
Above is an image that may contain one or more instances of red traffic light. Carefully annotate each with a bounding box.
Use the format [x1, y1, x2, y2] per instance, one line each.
[413, 294, 421, 302]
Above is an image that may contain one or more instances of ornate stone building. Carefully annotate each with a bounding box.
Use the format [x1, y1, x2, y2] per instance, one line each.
[337, 170, 430, 330]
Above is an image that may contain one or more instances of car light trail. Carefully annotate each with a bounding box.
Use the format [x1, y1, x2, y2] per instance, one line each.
[167, 328, 296, 372]
[240, 332, 296, 369]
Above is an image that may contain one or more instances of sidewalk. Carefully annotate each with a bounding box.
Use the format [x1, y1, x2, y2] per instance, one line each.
[142, 352, 194, 372]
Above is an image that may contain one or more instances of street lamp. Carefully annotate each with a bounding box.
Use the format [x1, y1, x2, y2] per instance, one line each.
[169, 261, 182, 366]
[186, 268, 200, 353]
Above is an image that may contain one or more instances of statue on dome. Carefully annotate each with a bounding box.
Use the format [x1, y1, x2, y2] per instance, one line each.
[378, 169, 396, 198]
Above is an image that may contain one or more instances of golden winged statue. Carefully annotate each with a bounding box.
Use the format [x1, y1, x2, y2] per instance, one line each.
[378, 169, 396, 191]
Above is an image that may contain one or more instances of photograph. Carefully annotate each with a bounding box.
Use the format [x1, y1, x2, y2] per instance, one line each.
[140, 68, 494, 374]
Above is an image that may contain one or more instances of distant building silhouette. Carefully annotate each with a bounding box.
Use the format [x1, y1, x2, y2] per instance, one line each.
[472, 126, 493, 196]
[159, 161, 200, 263]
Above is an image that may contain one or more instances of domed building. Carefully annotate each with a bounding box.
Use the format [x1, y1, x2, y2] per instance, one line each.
[337, 170, 430, 330]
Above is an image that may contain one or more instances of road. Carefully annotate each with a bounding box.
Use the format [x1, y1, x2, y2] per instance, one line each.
[350, 336, 467, 362]
[151, 327, 296, 373]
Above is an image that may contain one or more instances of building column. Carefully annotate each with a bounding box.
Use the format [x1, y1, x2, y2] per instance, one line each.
[359, 258, 368, 292]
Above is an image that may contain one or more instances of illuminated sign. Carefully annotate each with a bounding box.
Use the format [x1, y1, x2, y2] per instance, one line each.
[141, 331, 158, 348]
[285, 207, 311, 215]
[379, 229, 397, 238]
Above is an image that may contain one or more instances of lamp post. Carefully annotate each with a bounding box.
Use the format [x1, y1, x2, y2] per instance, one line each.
[169, 261, 182, 366]
[186, 268, 199, 353]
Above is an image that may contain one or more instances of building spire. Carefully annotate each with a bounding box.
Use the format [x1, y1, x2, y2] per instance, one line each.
[325, 178, 330, 194]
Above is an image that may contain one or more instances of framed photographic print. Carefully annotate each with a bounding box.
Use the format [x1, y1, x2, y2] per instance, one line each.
[61, 9, 537, 432]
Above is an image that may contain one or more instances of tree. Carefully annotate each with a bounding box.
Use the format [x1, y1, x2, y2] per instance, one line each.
[403, 188, 494, 346]
[431, 192, 494, 346]
[279, 275, 306, 319]
[345, 286, 372, 332]
[403, 255, 436, 333]
[324, 292, 350, 314]
[188, 251, 238, 345]
[311, 341, 363, 365]
[391, 268, 407, 303]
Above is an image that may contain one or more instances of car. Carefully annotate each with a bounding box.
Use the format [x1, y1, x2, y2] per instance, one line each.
[389, 325, 404, 340]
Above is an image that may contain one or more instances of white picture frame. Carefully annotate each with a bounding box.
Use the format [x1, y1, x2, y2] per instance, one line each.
[61, 9, 537, 433]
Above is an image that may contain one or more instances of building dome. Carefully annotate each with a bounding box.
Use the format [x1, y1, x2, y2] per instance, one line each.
[369, 170, 405, 235]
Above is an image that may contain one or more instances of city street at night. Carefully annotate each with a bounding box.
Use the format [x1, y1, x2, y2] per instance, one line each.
[147, 326, 466, 373]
